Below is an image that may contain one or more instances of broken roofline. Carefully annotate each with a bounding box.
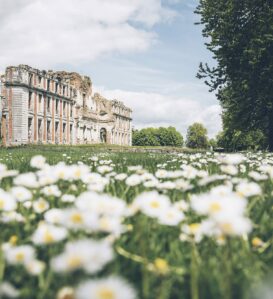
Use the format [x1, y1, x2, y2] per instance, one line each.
[4, 64, 131, 112]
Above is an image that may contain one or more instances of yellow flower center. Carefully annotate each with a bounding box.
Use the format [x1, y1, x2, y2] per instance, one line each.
[127, 224, 133, 231]
[0, 199, 4, 209]
[154, 258, 169, 274]
[97, 288, 115, 299]
[67, 256, 82, 268]
[38, 201, 46, 210]
[43, 231, 54, 243]
[70, 213, 83, 224]
[189, 223, 200, 234]
[150, 201, 160, 209]
[9, 235, 18, 245]
[221, 223, 234, 234]
[252, 237, 263, 247]
[74, 170, 81, 178]
[59, 171, 65, 179]
[209, 202, 221, 213]
[15, 252, 25, 262]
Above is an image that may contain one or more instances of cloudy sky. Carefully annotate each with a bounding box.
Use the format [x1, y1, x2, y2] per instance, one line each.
[0, 0, 222, 137]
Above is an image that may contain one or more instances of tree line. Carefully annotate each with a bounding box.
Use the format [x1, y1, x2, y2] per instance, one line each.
[195, 0, 273, 151]
[133, 123, 266, 150]
[132, 124, 211, 149]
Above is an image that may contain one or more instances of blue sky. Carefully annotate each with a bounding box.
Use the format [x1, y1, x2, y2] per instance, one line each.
[0, 0, 221, 137]
[63, 0, 215, 98]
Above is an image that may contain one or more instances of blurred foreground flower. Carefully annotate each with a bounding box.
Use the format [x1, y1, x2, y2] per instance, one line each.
[75, 276, 137, 299]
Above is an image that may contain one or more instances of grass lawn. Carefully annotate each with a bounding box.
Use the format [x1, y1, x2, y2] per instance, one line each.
[0, 145, 272, 299]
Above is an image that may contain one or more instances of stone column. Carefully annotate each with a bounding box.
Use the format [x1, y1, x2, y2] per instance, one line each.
[60, 99, 63, 143]
[34, 91, 37, 143]
[52, 97, 55, 143]
[43, 94, 47, 143]
[66, 103, 68, 144]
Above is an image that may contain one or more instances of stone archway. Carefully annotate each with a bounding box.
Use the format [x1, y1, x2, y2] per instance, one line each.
[100, 128, 107, 143]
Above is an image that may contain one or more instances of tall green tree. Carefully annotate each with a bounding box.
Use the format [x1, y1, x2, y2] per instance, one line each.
[196, 0, 273, 150]
[186, 122, 209, 148]
[156, 127, 184, 147]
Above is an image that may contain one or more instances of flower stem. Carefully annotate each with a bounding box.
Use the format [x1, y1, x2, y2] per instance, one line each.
[158, 277, 173, 299]
[38, 269, 52, 299]
[222, 239, 232, 299]
[122, 186, 130, 200]
[0, 243, 5, 283]
[142, 266, 150, 299]
[190, 242, 199, 299]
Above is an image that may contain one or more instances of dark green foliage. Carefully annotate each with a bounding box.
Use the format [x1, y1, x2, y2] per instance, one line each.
[132, 128, 161, 146]
[196, 0, 273, 150]
[186, 122, 209, 149]
[132, 127, 184, 147]
[216, 129, 268, 151]
[209, 138, 217, 148]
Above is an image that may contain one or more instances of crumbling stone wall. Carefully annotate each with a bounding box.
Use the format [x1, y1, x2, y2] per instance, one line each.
[0, 64, 132, 146]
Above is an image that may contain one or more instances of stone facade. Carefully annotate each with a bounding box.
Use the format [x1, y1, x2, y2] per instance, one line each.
[0, 65, 132, 146]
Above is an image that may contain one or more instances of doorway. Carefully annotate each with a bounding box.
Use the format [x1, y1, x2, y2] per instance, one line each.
[100, 128, 107, 143]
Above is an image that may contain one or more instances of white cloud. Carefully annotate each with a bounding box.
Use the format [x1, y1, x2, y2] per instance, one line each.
[95, 86, 222, 138]
[0, 0, 175, 68]
[0, 0, 221, 138]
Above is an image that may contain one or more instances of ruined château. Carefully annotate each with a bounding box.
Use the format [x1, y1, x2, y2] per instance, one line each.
[0, 65, 132, 146]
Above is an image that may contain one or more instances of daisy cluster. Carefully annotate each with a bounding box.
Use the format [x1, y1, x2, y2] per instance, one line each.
[0, 150, 272, 298]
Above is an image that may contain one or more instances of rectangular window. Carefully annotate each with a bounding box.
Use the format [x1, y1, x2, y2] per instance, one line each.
[55, 83, 58, 93]
[28, 92, 32, 109]
[29, 74, 33, 85]
[70, 124, 73, 143]
[38, 119, 42, 141]
[55, 99, 59, 114]
[63, 101, 66, 116]
[47, 97, 51, 113]
[47, 79, 50, 91]
[47, 120, 51, 141]
[55, 122, 59, 144]
[83, 93, 86, 107]
[38, 94, 42, 112]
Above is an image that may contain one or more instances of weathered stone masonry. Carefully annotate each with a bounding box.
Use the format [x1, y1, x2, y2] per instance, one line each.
[0, 65, 132, 146]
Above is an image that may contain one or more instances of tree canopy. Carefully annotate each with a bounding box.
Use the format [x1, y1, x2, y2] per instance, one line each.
[132, 127, 184, 147]
[186, 122, 209, 149]
[196, 0, 273, 150]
